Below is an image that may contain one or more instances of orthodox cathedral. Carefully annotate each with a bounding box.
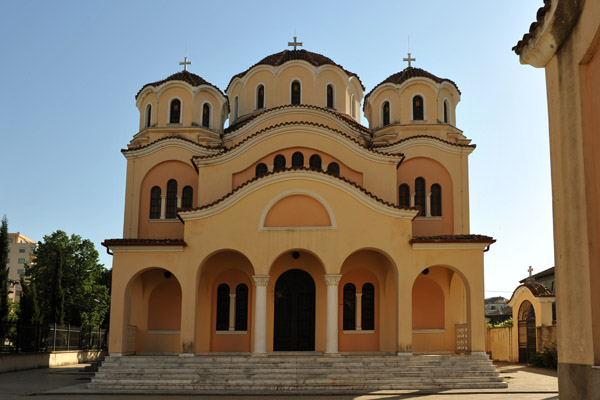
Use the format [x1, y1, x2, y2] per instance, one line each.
[103, 39, 493, 357]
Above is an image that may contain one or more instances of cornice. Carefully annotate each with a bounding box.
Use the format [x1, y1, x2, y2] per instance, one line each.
[122, 135, 221, 159]
[374, 135, 475, 156]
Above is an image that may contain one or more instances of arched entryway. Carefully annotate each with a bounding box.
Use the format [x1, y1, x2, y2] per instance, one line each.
[518, 300, 536, 363]
[273, 269, 315, 351]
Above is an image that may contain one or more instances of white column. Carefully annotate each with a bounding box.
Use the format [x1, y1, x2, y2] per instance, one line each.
[355, 293, 363, 331]
[160, 195, 166, 219]
[410, 192, 415, 207]
[426, 192, 432, 217]
[228, 293, 236, 331]
[177, 195, 182, 209]
[252, 275, 269, 354]
[324, 274, 342, 354]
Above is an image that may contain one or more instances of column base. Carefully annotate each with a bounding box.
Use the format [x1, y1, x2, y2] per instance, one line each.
[558, 363, 600, 400]
[252, 352, 268, 357]
[397, 352, 413, 356]
[179, 353, 195, 357]
[324, 352, 342, 356]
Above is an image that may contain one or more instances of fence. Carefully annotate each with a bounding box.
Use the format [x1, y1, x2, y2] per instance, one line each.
[0, 321, 108, 353]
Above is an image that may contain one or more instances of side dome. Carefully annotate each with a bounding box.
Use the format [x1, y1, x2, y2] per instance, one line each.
[364, 67, 461, 130]
[225, 49, 365, 124]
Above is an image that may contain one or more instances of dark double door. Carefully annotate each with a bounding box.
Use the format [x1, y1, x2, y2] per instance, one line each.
[274, 269, 315, 351]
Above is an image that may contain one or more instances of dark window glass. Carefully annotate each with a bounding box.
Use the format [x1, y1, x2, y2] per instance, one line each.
[234, 97, 239, 120]
[146, 104, 152, 128]
[326, 162, 340, 177]
[415, 178, 426, 216]
[383, 101, 390, 126]
[274, 155, 286, 171]
[170, 99, 181, 124]
[166, 179, 177, 218]
[291, 81, 301, 105]
[256, 163, 268, 177]
[292, 152, 304, 167]
[150, 186, 161, 219]
[216, 284, 230, 331]
[343, 283, 356, 330]
[257, 85, 264, 109]
[431, 184, 442, 216]
[202, 103, 210, 128]
[235, 284, 248, 331]
[309, 154, 322, 170]
[182, 186, 193, 209]
[399, 184, 410, 208]
[362, 283, 375, 330]
[413, 96, 424, 120]
[443, 101, 448, 123]
[326, 85, 334, 108]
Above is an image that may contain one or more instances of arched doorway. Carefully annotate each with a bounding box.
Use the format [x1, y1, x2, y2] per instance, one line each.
[274, 269, 315, 351]
[518, 300, 536, 363]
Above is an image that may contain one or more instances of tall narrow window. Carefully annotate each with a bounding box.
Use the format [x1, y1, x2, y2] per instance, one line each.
[182, 186, 193, 209]
[166, 179, 177, 218]
[351, 94, 356, 118]
[291, 81, 301, 105]
[361, 283, 375, 330]
[235, 284, 248, 331]
[326, 84, 334, 108]
[382, 101, 390, 126]
[234, 96, 239, 121]
[169, 99, 181, 124]
[145, 104, 152, 128]
[343, 283, 356, 330]
[327, 162, 340, 177]
[413, 95, 424, 120]
[415, 177, 426, 216]
[431, 184, 442, 216]
[309, 154, 322, 170]
[443, 100, 449, 123]
[149, 186, 161, 219]
[216, 284, 230, 331]
[399, 184, 410, 208]
[292, 151, 304, 167]
[202, 103, 210, 128]
[274, 155, 286, 171]
[256, 85, 265, 109]
[256, 163, 268, 177]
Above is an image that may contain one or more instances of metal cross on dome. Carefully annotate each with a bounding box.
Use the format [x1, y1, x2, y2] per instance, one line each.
[288, 36, 303, 51]
[403, 52, 416, 68]
[179, 56, 192, 71]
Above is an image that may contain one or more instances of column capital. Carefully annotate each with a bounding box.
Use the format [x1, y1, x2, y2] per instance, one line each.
[324, 274, 342, 286]
[252, 275, 270, 286]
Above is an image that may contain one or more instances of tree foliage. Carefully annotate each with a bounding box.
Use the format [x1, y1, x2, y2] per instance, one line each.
[0, 216, 10, 338]
[25, 230, 110, 328]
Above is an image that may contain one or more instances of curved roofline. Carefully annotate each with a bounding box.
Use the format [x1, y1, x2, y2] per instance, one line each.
[374, 134, 476, 150]
[122, 135, 221, 159]
[136, 70, 226, 100]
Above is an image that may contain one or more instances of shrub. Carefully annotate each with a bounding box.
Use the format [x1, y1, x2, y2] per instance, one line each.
[530, 347, 558, 369]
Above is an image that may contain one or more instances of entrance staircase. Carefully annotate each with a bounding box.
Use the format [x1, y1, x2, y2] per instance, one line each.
[88, 353, 507, 393]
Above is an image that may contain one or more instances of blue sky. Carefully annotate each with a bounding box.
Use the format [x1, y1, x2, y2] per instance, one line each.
[0, 1, 552, 298]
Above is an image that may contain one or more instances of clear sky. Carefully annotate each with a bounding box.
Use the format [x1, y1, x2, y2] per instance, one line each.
[0, 1, 552, 299]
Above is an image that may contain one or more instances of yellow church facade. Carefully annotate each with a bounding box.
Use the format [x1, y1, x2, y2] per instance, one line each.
[103, 47, 494, 357]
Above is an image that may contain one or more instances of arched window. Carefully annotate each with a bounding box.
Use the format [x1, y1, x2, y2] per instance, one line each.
[202, 103, 210, 128]
[443, 100, 449, 124]
[169, 99, 181, 124]
[382, 101, 390, 126]
[291, 81, 301, 105]
[431, 184, 442, 216]
[235, 284, 248, 331]
[234, 96, 239, 121]
[145, 104, 152, 128]
[273, 154, 286, 171]
[399, 184, 410, 208]
[415, 177, 426, 216]
[326, 84, 334, 108]
[149, 186, 161, 219]
[166, 179, 177, 218]
[216, 284, 230, 331]
[309, 154, 322, 170]
[413, 95, 424, 120]
[292, 151, 304, 167]
[182, 186, 193, 209]
[343, 283, 356, 330]
[256, 85, 265, 109]
[326, 162, 340, 177]
[255, 163, 268, 177]
[362, 283, 375, 330]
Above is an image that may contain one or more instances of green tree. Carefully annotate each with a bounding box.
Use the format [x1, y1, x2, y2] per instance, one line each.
[0, 216, 9, 340]
[19, 276, 40, 325]
[26, 230, 110, 329]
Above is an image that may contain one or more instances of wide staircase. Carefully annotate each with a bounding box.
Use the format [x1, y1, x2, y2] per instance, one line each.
[88, 353, 507, 393]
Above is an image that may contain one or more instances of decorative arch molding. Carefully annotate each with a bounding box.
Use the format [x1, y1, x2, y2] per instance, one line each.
[377, 136, 475, 157]
[122, 136, 219, 159]
[258, 189, 337, 231]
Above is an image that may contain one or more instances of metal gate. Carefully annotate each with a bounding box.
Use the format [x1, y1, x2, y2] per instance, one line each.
[518, 301, 536, 363]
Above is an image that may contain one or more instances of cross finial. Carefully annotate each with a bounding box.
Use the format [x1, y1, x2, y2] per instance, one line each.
[528, 266, 534, 279]
[179, 56, 192, 71]
[288, 36, 303, 51]
[403, 52, 416, 68]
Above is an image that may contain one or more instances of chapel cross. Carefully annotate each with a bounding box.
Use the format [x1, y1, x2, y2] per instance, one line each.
[403, 52, 416, 68]
[179, 56, 192, 71]
[288, 36, 303, 51]
[528, 266, 533, 279]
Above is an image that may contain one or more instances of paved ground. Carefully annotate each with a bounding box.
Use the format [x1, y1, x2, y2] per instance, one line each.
[0, 362, 559, 399]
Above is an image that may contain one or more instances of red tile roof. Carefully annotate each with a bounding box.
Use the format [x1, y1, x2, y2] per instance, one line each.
[509, 283, 554, 303]
[136, 70, 225, 100]
[519, 266, 555, 283]
[226, 49, 365, 92]
[513, 0, 552, 55]
[102, 238, 186, 247]
[410, 234, 496, 244]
